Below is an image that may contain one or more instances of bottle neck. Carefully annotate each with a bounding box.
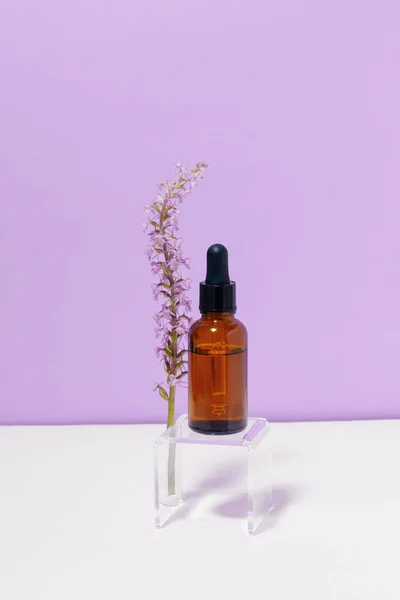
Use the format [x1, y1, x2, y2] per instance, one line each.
[200, 311, 236, 320]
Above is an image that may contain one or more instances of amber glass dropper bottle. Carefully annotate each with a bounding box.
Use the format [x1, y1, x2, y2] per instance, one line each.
[188, 244, 248, 434]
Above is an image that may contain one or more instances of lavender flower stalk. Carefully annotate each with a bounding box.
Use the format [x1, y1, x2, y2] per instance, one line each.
[144, 162, 208, 428]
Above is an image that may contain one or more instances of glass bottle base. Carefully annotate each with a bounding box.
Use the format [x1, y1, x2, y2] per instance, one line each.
[188, 418, 248, 435]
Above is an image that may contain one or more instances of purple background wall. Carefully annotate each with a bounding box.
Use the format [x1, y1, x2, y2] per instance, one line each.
[1, 1, 399, 424]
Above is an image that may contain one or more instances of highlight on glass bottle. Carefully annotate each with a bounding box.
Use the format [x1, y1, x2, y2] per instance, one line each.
[188, 244, 248, 435]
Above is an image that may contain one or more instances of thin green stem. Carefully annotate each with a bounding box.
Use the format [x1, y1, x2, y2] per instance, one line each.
[167, 385, 176, 495]
[167, 384, 176, 428]
[158, 198, 179, 496]
[159, 202, 179, 427]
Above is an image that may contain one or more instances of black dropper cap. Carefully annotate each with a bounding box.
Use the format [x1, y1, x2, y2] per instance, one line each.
[199, 244, 237, 314]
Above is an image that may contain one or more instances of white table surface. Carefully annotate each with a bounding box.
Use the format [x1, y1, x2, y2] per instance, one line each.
[0, 419, 399, 599]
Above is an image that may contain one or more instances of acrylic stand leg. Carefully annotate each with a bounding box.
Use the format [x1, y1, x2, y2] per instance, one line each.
[246, 421, 272, 534]
[154, 436, 183, 528]
[154, 415, 272, 533]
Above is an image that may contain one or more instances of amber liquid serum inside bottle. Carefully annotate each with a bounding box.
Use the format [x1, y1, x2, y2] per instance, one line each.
[188, 244, 248, 435]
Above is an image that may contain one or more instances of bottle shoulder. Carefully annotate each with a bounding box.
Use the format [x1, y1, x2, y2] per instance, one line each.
[190, 314, 246, 330]
[189, 314, 247, 347]
[231, 316, 247, 334]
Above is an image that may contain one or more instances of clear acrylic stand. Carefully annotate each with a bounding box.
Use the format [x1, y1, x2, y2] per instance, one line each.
[154, 414, 272, 534]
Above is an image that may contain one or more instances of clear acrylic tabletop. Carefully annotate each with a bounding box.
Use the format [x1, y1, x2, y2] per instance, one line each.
[154, 414, 272, 534]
